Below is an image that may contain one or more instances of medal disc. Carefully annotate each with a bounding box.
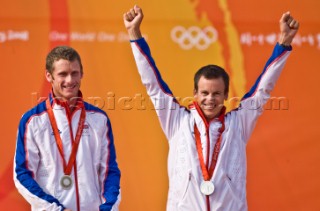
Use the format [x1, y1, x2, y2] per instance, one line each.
[200, 180, 215, 195]
[60, 175, 73, 190]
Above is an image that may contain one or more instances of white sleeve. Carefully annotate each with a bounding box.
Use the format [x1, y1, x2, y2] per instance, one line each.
[236, 44, 292, 142]
[130, 38, 189, 141]
[14, 114, 64, 210]
[99, 116, 121, 211]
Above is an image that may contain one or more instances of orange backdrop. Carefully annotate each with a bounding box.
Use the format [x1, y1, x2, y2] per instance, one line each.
[1, 0, 319, 210]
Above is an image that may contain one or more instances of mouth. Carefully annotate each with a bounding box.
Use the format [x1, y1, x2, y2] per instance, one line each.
[62, 84, 77, 91]
[202, 103, 216, 110]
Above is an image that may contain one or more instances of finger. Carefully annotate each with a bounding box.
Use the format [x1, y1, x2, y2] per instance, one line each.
[123, 13, 131, 21]
[286, 16, 293, 26]
[291, 21, 300, 29]
[126, 12, 134, 21]
[289, 20, 296, 28]
[134, 5, 142, 15]
[280, 11, 290, 23]
[130, 8, 136, 17]
[124, 13, 131, 21]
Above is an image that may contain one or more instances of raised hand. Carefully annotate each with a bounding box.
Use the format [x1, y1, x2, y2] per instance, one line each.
[279, 12, 300, 46]
[123, 5, 144, 40]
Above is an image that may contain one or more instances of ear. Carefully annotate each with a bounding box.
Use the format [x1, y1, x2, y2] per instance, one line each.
[224, 92, 228, 101]
[193, 89, 197, 98]
[45, 71, 53, 83]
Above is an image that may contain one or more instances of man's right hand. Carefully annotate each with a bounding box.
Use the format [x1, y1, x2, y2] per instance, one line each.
[278, 12, 299, 46]
[123, 5, 144, 40]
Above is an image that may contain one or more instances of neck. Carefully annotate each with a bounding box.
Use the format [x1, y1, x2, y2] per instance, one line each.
[68, 99, 78, 113]
[206, 117, 214, 123]
[205, 112, 219, 124]
[51, 91, 80, 112]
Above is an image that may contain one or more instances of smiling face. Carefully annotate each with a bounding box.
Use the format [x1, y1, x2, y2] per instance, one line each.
[46, 59, 83, 102]
[193, 65, 229, 122]
[45, 46, 83, 103]
[194, 76, 228, 122]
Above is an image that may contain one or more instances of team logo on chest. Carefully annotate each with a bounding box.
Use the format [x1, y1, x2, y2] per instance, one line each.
[51, 129, 62, 135]
[82, 123, 90, 135]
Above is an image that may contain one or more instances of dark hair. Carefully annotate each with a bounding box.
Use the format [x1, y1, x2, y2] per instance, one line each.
[46, 46, 83, 74]
[194, 64, 229, 94]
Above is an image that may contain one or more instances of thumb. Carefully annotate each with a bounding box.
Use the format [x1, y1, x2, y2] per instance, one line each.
[134, 5, 142, 15]
[280, 11, 290, 23]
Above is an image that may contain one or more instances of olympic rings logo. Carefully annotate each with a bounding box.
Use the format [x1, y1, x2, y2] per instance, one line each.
[171, 26, 218, 50]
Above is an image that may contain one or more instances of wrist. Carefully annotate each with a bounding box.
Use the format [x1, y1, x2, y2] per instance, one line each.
[279, 43, 291, 48]
[127, 28, 142, 40]
[279, 41, 291, 47]
[278, 33, 293, 46]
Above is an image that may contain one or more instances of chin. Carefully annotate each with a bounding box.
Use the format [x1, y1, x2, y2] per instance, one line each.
[204, 113, 214, 120]
[65, 90, 78, 96]
[63, 94, 78, 100]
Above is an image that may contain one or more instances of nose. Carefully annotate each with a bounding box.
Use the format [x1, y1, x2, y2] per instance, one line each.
[208, 94, 216, 101]
[65, 74, 73, 83]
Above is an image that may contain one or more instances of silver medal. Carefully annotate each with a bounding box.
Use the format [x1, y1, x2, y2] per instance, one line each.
[200, 180, 215, 195]
[60, 175, 73, 190]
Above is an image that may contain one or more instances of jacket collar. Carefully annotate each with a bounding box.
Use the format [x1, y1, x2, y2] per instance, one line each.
[189, 101, 226, 129]
[48, 89, 84, 112]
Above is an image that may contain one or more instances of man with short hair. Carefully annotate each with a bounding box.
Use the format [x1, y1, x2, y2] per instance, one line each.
[14, 46, 121, 211]
[124, 5, 299, 210]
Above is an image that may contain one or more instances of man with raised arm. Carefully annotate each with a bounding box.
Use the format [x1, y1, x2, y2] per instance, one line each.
[124, 5, 299, 211]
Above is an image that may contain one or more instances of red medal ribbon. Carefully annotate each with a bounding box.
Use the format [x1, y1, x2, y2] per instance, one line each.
[194, 107, 225, 181]
[46, 98, 86, 175]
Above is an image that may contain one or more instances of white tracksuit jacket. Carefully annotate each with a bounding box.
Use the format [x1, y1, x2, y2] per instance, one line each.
[130, 38, 292, 211]
[14, 92, 121, 211]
